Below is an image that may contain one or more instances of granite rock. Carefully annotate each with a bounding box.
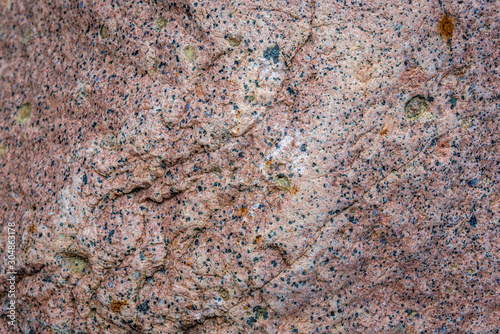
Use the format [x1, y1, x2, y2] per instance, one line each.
[0, 0, 499, 333]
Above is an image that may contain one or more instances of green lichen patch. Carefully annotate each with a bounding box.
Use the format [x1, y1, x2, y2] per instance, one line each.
[218, 287, 229, 300]
[275, 174, 290, 191]
[404, 96, 428, 120]
[0, 142, 6, 157]
[23, 29, 32, 44]
[100, 24, 109, 39]
[154, 17, 167, 31]
[406, 309, 419, 318]
[16, 102, 32, 124]
[225, 32, 242, 47]
[57, 253, 89, 275]
[183, 45, 197, 63]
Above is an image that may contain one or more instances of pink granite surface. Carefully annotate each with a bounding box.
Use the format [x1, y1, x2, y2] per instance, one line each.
[0, 0, 499, 333]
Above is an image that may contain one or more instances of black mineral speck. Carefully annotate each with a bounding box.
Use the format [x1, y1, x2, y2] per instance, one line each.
[137, 300, 150, 313]
[263, 44, 280, 64]
[469, 215, 477, 228]
[450, 96, 457, 109]
[246, 316, 256, 328]
[253, 305, 268, 320]
[468, 178, 479, 187]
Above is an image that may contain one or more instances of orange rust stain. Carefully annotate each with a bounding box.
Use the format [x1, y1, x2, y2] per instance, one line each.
[235, 206, 248, 217]
[379, 128, 388, 136]
[110, 300, 128, 312]
[338, 228, 349, 240]
[253, 235, 262, 244]
[289, 185, 299, 194]
[406, 325, 417, 334]
[28, 224, 35, 233]
[435, 138, 451, 160]
[195, 84, 205, 97]
[438, 14, 454, 39]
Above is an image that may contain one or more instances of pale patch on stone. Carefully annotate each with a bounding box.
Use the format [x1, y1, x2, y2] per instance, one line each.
[24, 28, 31, 44]
[183, 45, 197, 63]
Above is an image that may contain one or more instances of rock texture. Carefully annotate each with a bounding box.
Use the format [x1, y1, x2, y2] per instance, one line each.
[0, 0, 499, 333]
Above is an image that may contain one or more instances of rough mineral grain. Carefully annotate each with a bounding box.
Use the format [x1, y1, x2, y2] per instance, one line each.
[0, 0, 499, 333]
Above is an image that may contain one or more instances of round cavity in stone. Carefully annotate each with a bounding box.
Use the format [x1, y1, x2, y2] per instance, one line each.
[404, 96, 428, 120]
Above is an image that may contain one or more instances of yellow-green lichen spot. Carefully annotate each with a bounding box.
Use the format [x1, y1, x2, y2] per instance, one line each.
[58, 253, 89, 275]
[24, 29, 32, 44]
[0, 142, 6, 157]
[100, 24, 109, 39]
[154, 17, 167, 31]
[16, 102, 32, 124]
[275, 174, 290, 191]
[225, 32, 243, 47]
[183, 45, 197, 63]
[218, 287, 230, 300]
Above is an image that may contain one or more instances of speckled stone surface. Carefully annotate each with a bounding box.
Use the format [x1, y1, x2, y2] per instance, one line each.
[0, 0, 499, 333]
